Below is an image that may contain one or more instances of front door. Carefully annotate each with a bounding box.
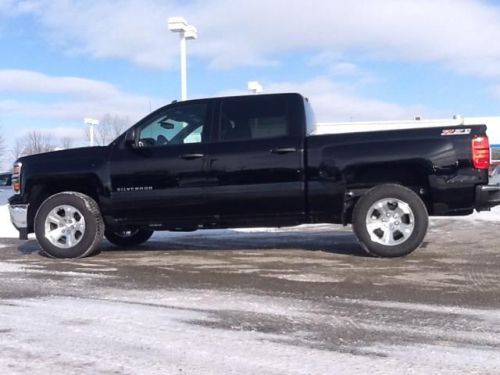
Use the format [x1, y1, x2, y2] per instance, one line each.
[109, 100, 213, 225]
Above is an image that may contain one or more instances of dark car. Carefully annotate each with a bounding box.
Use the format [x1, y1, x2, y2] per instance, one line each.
[0, 173, 12, 189]
[490, 165, 500, 185]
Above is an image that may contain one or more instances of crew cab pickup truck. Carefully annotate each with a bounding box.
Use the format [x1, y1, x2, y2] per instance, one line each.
[8, 93, 500, 258]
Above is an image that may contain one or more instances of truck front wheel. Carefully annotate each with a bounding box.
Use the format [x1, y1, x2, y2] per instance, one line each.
[105, 228, 154, 248]
[352, 184, 428, 257]
[34, 192, 104, 258]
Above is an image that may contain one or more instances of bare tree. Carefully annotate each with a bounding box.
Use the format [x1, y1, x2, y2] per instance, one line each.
[0, 126, 5, 167]
[24, 131, 54, 155]
[85, 114, 131, 146]
[60, 136, 74, 149]
[14, 131, 54, 157]
[11, 138, 24, 161]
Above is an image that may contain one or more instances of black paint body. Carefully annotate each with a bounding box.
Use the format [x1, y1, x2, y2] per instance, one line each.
[9, 93, 491, 234]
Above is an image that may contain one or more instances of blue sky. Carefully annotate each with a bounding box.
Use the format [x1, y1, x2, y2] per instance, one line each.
[1, 0, 500, 167]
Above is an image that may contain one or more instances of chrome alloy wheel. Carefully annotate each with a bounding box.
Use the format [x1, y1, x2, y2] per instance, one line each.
[365, 198, 415, 246]
[44, 205, 86, 249]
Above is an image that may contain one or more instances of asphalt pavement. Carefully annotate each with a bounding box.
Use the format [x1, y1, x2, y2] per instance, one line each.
[0, 220, 499, 374]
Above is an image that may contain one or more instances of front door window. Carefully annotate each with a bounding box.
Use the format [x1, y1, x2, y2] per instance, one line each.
[138, 103, 208, 147]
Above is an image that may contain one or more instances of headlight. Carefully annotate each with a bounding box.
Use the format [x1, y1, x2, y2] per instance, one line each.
[12, 162, 22, 194]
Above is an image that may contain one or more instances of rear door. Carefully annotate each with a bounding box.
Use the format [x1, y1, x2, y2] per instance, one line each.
[204, 94, 306, 221]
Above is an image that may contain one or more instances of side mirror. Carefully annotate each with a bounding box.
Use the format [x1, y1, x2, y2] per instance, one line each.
[124, 129, 137, 147]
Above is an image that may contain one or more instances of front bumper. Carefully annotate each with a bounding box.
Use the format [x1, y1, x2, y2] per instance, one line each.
[8, 204, 29, 240]
[475, 185, 500, 212]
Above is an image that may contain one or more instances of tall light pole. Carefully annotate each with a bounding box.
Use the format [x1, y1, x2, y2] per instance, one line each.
[84, 118, 99, 147]
[168, 17, 197, 101]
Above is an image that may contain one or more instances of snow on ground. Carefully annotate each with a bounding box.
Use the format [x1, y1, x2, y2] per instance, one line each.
[0, 189, 17, 238]
[441, 206, 500, 222]
[0, 205, 16, 238]
[0, 212, 499, 373]
[1, 294, 500, 374]
[0, 189, 11, 203]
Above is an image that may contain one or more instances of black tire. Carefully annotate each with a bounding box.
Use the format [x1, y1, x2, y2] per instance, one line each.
[34, 192, 104, 259]
[105, 228, 154, 248]
[352, 184, 428, 257]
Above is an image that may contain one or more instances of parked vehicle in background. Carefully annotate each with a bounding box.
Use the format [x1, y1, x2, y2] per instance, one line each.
[0, 173, 12, 190]
[490, 165, 500, 185]
[7, 93, 500, 259]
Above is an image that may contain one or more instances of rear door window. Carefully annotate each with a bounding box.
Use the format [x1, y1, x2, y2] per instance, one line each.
[218, 96, 289, 142]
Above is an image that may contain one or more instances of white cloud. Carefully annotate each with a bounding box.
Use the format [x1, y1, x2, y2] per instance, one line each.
[0, 0, 41, 18]
[308, 55, 380, 88]
[9, 0, 500, 79]
[20, 0, 183, 69]
[328, 63, 361, 77]
[268, 79, 428, 122]
[0, 0, 19, 17]
[0, 70, 118, 99]
[0, 69, 162, 122]
[219, 77, 428, 122]
[0, 69, 429, 135]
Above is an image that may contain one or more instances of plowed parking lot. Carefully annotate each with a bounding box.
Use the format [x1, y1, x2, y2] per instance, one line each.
[0, 219, 499, 374]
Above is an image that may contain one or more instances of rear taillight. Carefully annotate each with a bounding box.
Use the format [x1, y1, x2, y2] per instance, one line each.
[472, 136, 490, 170]
[12, 162, 22, 194]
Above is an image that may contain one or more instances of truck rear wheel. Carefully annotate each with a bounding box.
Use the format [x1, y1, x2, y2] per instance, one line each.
[34, 192, 104, 258]
[352, 184, 428, 257]
[105, 228, 154, 248]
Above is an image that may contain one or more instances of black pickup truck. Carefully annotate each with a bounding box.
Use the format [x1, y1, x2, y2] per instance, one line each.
[8, 93, 500, 258]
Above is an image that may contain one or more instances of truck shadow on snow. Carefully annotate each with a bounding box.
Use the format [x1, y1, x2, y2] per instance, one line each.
[16, 229, 369, 258]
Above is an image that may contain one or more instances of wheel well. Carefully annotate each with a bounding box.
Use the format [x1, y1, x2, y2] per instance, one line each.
[26, 178, 102, 231]
[342, 163, 432, 224]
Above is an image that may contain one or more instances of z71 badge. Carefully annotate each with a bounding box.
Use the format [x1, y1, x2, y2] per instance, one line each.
[441, 128, 471, 136]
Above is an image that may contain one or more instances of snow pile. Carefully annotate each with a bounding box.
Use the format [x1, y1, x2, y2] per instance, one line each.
[435, 206, 500, 222]
[462, 206, 500, 221]
[0, 189, 11, 203]
[0, 190, 17, 238]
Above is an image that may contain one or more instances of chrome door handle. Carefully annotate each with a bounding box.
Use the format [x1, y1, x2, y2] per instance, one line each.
[179, 153, 204, 160]
[270, 148, 298, 154]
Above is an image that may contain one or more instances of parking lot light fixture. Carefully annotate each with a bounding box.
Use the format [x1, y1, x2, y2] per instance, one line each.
[84, 118, 99, 147]
[248, 81, 263, 94]
[168, 17, 198, 101]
